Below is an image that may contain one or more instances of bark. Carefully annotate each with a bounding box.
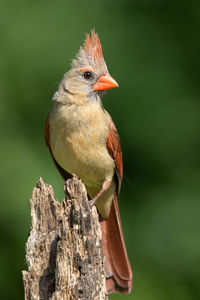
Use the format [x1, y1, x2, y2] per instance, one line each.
[22, 175, 108, 300]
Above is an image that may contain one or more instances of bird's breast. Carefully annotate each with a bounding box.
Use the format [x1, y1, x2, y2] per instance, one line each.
[49, 103, 115, 190]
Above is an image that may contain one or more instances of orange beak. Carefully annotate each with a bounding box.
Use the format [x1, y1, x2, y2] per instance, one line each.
[93, 73, 119, 91]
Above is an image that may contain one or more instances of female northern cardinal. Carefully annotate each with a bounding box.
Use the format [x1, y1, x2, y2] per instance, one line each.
[45, 30, 132, 294]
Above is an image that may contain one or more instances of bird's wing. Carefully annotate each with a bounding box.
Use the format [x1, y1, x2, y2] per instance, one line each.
[105, 111, 123, 195]
[45, 113, 72, 181]
[103, 111, 132, 294]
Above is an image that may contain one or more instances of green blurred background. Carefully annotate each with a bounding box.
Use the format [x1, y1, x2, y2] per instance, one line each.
[1, 0, 200, 299]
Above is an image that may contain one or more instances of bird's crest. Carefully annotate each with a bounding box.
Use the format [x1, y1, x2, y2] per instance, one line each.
[71, 29, 106, 69]
[84, 29, 103, 62]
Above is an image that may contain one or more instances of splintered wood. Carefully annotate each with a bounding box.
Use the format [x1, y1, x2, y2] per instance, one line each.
[22, 175, 107, 300]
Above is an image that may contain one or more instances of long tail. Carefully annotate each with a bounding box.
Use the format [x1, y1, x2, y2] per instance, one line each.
[100, 194, 132, 294]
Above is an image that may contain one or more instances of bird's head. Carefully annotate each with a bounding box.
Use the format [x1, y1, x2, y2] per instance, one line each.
[53, 30, 118, 104]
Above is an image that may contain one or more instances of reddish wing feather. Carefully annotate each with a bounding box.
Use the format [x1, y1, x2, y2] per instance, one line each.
[105, 111, 123, 194]
[104, 112, 132, 293]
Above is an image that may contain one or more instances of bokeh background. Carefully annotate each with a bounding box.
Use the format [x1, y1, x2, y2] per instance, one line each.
[1, 0, 200, 299]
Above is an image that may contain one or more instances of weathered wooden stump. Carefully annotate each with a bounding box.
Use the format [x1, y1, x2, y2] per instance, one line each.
[22, 175, 108, 300]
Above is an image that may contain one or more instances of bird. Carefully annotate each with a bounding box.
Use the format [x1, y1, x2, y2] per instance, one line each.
[45, 30, 132, 294]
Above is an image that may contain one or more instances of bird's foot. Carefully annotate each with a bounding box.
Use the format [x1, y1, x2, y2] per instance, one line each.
[88, 180, 111, 208]
[89, 197, 98, 208]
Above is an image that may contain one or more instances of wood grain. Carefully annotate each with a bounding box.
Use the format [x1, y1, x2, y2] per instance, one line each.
[22, 175, 108, 300]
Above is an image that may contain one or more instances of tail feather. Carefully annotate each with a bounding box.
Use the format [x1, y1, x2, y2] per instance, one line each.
[100, 194, 132, 294]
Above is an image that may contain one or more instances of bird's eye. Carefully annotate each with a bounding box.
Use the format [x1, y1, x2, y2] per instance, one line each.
[83, 71, 92, 79]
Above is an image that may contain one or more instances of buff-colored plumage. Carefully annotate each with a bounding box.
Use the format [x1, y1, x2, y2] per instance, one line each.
[49, 101, 115, 218]
[46, 30, 132, 294]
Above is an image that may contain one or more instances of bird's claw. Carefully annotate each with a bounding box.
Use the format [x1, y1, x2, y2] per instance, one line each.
[88, 197, 97, 208]
[88, 180, 111, 208]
